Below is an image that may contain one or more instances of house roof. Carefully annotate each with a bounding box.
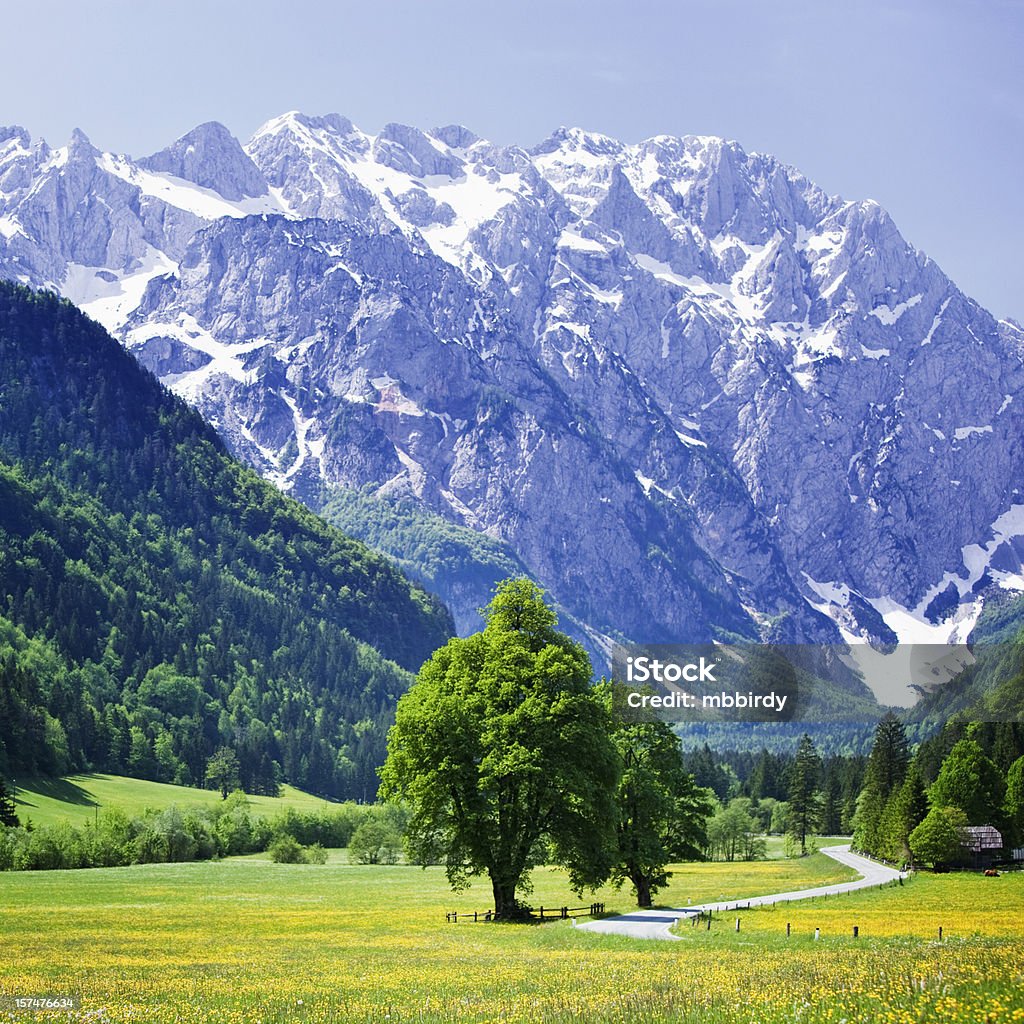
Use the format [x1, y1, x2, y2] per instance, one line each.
[961, 825, 1003, 851]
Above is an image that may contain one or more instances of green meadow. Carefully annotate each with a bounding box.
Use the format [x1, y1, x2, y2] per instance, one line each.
[1, 851, 1021, 1023]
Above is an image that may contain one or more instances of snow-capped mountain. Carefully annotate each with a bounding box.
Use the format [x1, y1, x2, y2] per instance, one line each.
[3, 113, 1024, 673]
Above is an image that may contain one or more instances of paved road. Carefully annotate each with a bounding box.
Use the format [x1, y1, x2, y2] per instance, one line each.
[577, 844, 906, 940]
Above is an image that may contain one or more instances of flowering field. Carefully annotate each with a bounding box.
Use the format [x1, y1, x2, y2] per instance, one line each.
[0, 855, 1021, 1023]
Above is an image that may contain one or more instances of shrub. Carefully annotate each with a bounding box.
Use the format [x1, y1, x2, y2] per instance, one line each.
[268, 835, 306, 864]
[348, 820, 403, 865]
[305, 842, 328, 865]
[86, 809, 134, 867]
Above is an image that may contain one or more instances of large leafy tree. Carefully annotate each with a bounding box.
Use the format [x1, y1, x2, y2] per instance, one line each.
[205, 747, 241, 800]
[929, 738, 1005, 826]
[1005, 755, 1024, 848]
[706, 798, 766, 863]
[609, 712, 712, 907]
[909, 805, 968, 869]
[380, 579, 619, 919]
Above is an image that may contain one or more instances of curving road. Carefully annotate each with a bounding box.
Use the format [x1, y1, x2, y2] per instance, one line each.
[577, 844, 907, 940]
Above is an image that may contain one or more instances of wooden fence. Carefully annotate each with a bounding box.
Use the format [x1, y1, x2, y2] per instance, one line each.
[445, 903, 605, 923]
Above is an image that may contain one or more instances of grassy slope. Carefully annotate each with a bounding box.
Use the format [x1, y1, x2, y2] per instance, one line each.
[2, 855, 1020, 1023]
[11, 773, 334, 828]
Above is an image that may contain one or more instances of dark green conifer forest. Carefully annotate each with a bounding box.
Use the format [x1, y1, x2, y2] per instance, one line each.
[0, 283, 453, 799]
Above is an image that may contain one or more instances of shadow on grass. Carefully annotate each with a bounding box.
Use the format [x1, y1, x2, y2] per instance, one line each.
[16, 776, 99, 808]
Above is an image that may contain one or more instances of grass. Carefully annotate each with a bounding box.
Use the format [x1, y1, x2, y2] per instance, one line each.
[642, 850, 859, 906]
[10, 773, 334, 828]
[761, 834, 850, 859]
[689, 868, 1024, 939]
[0, 853, 1021, 1023]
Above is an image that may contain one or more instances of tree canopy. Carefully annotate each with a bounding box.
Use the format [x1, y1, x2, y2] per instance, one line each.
[929, 738, 1005, 826]
[909, 805, 968, 869]
[608, 707, 712, 906]
[379, 579, 618, 919]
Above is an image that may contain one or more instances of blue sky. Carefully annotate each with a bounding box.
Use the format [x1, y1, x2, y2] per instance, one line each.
[4, 0, 1021, 317]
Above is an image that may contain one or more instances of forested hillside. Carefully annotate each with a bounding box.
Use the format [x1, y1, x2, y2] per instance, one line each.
[0, 283, 453, 799]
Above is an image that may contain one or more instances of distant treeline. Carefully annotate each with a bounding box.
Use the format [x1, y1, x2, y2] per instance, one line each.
[853, 717, 1024, 866]
[0, 792, 407, 872]
[684, 715, 1024, 866]
[683, 742, 866, 835]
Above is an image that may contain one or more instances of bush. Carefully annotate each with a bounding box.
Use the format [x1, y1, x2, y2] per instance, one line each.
[0, 799, 404, 872]
[268, 835, 327, 865]
[86, 809, 134, 866]
[268, 805, 369, 847]
[0, 828, 18, 871]
[132, 821, 170, 864]
[268, 835, 306, 864]
[215, 805, 257, 856]
[348, 820, 403, 865]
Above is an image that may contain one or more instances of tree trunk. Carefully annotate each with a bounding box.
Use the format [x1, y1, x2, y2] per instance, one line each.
[634, 875, 653, 908]
[491, 875, 519, 920]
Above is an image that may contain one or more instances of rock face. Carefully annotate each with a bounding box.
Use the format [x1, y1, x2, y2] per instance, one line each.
[3, 113, 1023, 661]
[138, 121, 268, 201]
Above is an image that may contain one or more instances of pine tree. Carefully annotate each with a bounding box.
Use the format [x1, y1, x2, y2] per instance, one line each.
[0, 776, 20, 827]
[854, 712, 912, 858]
[787, 734, 822, 856]
[852, 785, 884, 855]
[819, 766, 844, 835]
[864, 712, 910, 800]
[890, 769, 930, 865]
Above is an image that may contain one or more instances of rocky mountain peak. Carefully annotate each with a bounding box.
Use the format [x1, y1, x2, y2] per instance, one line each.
[2, 112, 1022, 672]
[67, 127, 97, 156]
[139, 120, 268, 200]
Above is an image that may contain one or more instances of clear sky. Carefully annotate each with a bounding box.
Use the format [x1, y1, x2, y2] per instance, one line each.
[3, 0, 1021, 318]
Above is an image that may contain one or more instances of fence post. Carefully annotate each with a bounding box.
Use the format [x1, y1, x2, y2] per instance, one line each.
[735, 917, 740, 932]
[786, 922, 791, 937]
[539, 906, 544, 920]
[938, 926, 943, 941]
[473, 912, 478, 922]
[453, 912, 457, 923]
[706, 913, 711, 931]
[562, 907, 568, 919]
[853, 926, 858, 938]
